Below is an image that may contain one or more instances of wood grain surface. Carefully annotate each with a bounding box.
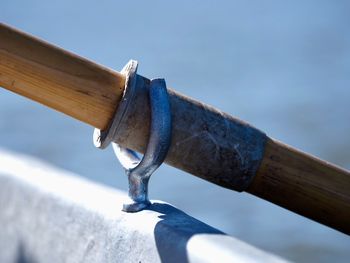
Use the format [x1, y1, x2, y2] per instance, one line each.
[0, 23, 125, 129]
[248, 138, 350, 234]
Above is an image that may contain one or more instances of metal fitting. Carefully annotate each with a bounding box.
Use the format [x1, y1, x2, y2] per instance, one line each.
[94, 61, 172, 212]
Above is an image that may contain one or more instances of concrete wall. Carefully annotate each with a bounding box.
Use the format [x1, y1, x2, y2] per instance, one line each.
[0, 149, 288, 263]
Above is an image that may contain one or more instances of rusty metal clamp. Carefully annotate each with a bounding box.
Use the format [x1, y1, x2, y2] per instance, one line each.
[93, 60, 172, 212]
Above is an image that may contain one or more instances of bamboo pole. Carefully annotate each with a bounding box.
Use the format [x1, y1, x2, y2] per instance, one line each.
[1, 23, 349, 234]
[248, 139, 350, 234]
[0, 23, 125, 129]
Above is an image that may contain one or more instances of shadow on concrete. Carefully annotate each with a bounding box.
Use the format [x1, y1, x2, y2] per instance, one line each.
[16, 243, 37, 263]
[148, 202, 226, 263]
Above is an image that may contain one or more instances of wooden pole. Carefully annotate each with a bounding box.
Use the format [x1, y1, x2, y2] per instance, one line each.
[247, 138, 350, 234]
[0, 23, 125, 130]
[1, 23, 349, 234]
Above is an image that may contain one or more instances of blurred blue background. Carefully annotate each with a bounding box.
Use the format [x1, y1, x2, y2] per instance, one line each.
[1, 1, 350, 262]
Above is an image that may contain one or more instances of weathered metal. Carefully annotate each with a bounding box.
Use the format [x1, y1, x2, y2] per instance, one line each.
[94, 62, 172, 212]
[115, 78, 171, 212]
[98, 61, 267, 192]
[0, 150, 289, 263]
[93, 60, 139, 149]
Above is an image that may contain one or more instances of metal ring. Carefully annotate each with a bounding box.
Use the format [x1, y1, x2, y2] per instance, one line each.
[113, 78, 172, 212]
[93, 62, 172, 212]
[93, 60, 138, 149]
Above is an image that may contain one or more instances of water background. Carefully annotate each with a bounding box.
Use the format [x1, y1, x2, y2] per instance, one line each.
[1, 1, 350, 262]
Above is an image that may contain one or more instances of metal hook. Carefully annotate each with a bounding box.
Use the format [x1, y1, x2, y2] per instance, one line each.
[113, 79, 172, 212]
[93, 61, 172, 212]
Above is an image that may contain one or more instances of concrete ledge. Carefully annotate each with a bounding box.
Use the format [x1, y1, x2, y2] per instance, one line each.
[0, 149, 288, 263]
